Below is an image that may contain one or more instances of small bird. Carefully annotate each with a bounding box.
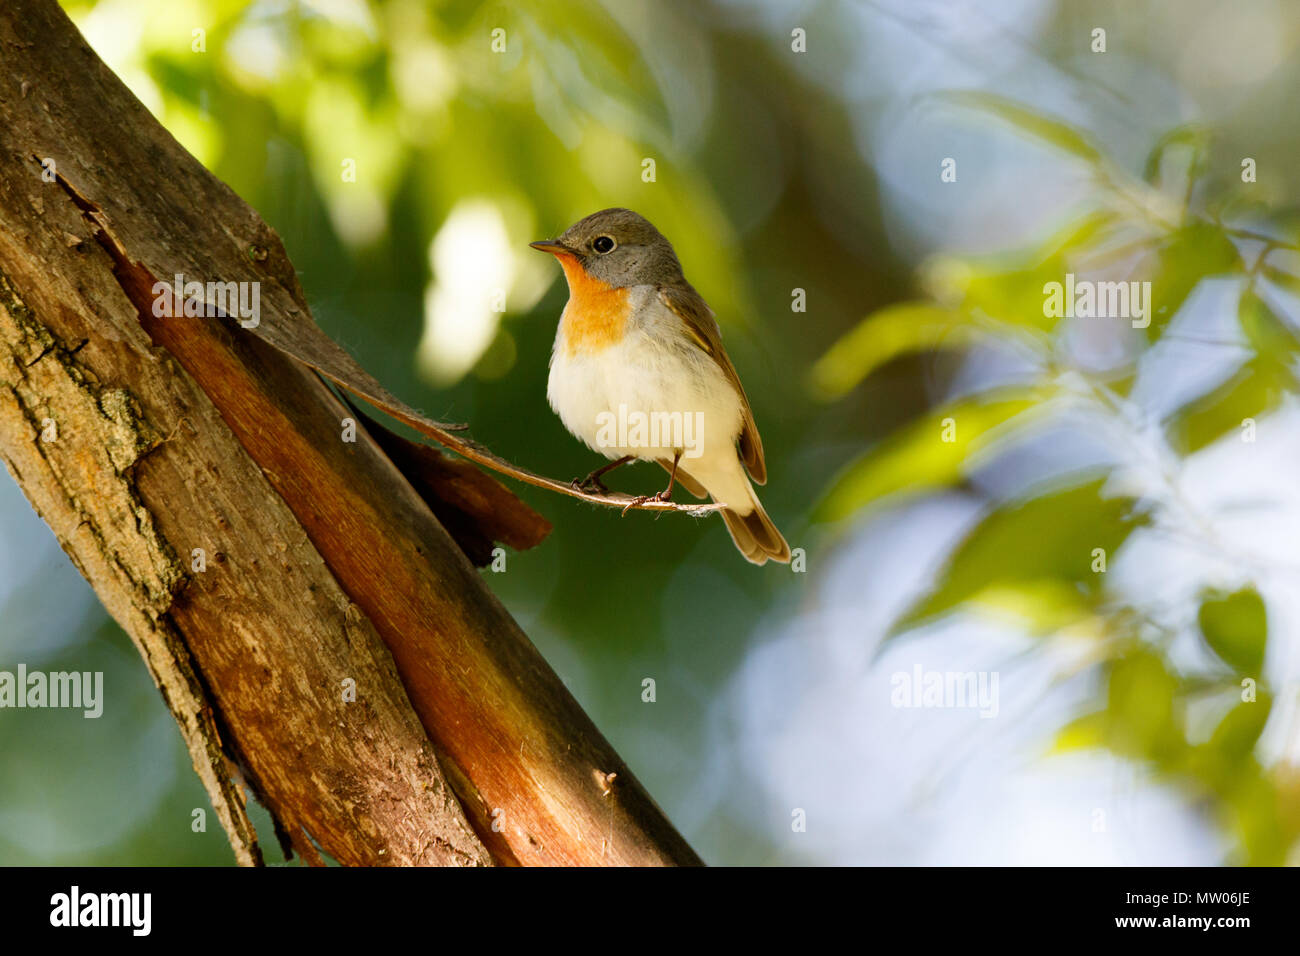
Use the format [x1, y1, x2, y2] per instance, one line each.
[531, 208, 790, 565]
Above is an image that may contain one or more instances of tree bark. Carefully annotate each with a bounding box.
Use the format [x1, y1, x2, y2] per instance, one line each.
[0, 0, 701, 866]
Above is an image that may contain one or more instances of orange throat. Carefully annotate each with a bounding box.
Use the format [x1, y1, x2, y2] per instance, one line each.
[554, 254, 630, 357]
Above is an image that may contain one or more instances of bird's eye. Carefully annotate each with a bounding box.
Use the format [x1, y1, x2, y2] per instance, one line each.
[592, 235, 616, 254]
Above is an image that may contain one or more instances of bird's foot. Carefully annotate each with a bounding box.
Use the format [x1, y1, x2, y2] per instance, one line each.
[571, 455, 635, 496]
[620, 489, 672, 517]
[571, 471, 609, 494]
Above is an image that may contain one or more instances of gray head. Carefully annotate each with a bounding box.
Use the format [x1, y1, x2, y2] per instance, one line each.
[530, 207, 685, 288]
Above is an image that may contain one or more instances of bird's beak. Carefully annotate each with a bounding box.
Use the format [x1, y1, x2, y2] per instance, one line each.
[529, 239, 575, 257]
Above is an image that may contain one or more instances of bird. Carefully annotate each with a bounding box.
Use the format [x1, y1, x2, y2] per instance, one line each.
[530, 207, 790, 565]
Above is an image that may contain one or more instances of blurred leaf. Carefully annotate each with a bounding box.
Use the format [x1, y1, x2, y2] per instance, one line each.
[809, 303, 980, 399]
[969, 579, 1099, 633]
[1238, 287, 1300, 360]
[1145, 222, 1241, 338]
[1224, 773, 1290, 865]
[1104, 648, 1184, 766]
[1262, 263, 1300, 298]
[1217, 196, 1300, 246]
[1163, 262, 1298, 453]
[935, 211, 1124, 333]
[1142, 124, 1209, 188]
[1275, 767, 1300, 848]
[962, 260, 1066, 330]
[1051, 710, 1106, 754]
[1187, 694, 1274, 859]
[935, 91, 1102, 164]
[1206, 694, 1272, 764]
[1197, 588, 1268, 675]
[817, 388, 1051, 521]
[1040, 208, 1127, 259]
[894, 476, 1147, 631]
[1166, 356, 1295, 453]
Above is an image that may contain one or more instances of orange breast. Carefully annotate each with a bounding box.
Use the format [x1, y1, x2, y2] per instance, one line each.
[554, 254, 631, 357]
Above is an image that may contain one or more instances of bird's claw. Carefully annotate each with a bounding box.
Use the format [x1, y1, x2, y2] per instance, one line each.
[571, 474, 608, 494]
[620, 489, 672, 517]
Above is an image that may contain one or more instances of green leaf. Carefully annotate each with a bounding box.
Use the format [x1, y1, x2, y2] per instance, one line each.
[1039, 208, 1126, 258]
[1051, 710, 1107, 754]
[934, 91, 1103, 164]
[1262, 264, 1300, 298]
[816, 388, 1051, 521]
[935, 212, 1125, 333]
[1197, 588, 1268, 675]
[1166, 357, 1295, 453]
[1104, 648, 1184, 766]
[1217, 197, 1300, 246]
[1238, 288, 1300, 360]
[1142, 124, 1210, 187]
[893, 476, 1147, 631]
[965, 579, 1097, 633]
[960, 259, 1068, 331]
[1161, 280, 1298, 455]
[1207, 694, 1272, 764]
[1225, 773, 1290, 865]
[809, 303, 982, 399]
[1145, 222, 1241, 339]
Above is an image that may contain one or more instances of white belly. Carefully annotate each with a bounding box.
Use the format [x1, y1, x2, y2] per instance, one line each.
[547, 314, 744, 467]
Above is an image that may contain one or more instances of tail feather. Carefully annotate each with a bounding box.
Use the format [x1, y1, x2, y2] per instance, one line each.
[662, 458, 789, 565]
[720, 498, 790, 566]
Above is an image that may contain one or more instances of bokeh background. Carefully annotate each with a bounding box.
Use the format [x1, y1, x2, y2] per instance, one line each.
[2, 0, 1299, 865]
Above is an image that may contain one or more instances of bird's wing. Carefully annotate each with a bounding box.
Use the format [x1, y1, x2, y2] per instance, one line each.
[657, 285, 767, 484]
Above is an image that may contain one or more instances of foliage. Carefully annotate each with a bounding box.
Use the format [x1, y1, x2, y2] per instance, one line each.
[815, 96, 1300, 864]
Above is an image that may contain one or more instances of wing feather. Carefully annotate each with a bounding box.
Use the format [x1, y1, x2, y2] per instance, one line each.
[657, 285, 767, 484]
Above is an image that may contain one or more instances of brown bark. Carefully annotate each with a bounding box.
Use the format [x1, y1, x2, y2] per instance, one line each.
[0, 0, 701, 866]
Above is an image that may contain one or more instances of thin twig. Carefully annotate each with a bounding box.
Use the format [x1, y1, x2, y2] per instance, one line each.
[341, 384, 727, 516]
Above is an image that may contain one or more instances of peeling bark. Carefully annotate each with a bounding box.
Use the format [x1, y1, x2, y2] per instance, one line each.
[0, 268, 263, 865]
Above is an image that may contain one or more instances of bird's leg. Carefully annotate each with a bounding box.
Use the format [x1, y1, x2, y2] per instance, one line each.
[620, 451, 680, 516]
[656, 451, 681, 502]
[572, 454, 633, 493]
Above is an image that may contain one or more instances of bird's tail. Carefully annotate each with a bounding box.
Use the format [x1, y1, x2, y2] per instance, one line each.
[664, 458, 790, 565]
[719, 486, 790, 566]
